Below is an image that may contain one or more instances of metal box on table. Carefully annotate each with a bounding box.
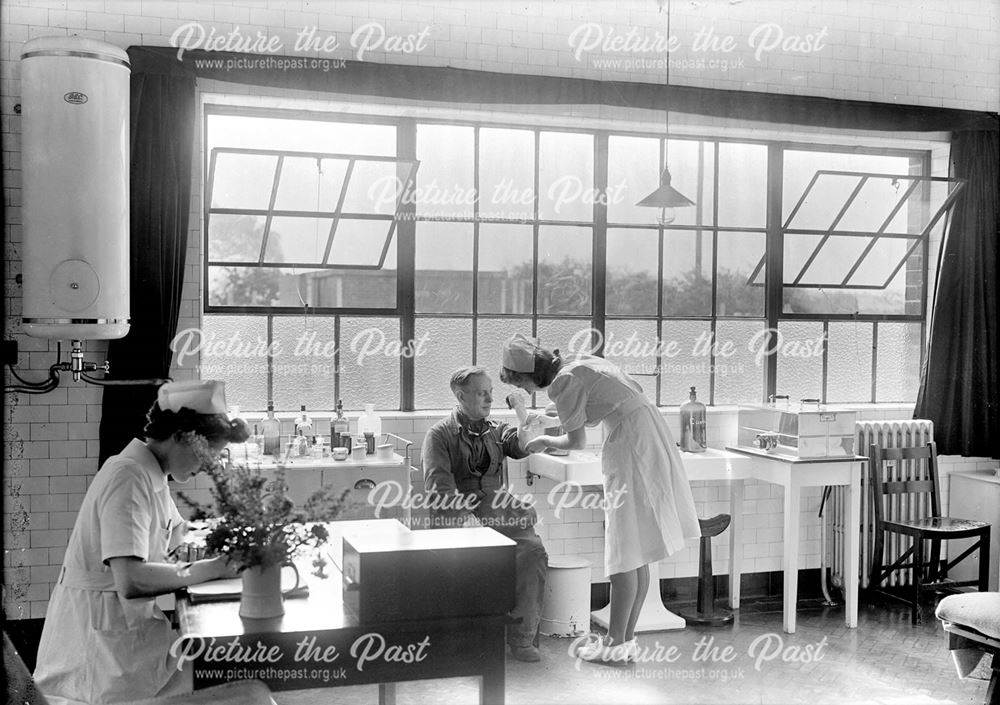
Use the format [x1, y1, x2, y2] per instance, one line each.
[342, 526, 516, 622]
[737, 404, 856, 459]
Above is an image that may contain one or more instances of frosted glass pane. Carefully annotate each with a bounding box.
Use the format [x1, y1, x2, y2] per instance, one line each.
[714, 320, 766, 404]
[479, 224, 532, 314]
[718, 143, 766, 228]
[479, 128, 535, 220]
[605, 319, 658, 405]
[538, 226, 592, 315]
[827, 322, 873, 403]
[271, 316, 339, 411]
[416, 124, 474, 219]
[476, 318, 529, 372]
[200, 315, 268, 412]
[210, 153, 277, 209]
[717, 231, 765, 317]
[538, 132, 593, 222]
[658, 320, 711, 406]
[662, 230, 712, 316]
[876, 322, 922, 402]
[415, 222, 473, 313]
[339, 317, 401, 412]
[414, 318, 472, 409]
[607, 229, 658, 316]
[775, 321, 824, 402]
[607, 135, 659, 225]
[535, 318, 592, 409]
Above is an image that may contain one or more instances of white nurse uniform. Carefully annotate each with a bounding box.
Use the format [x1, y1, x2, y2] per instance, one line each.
[34, 439, 190, 704]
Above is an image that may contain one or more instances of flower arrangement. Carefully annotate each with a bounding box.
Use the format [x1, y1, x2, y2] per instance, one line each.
[177, 434, 350, 571]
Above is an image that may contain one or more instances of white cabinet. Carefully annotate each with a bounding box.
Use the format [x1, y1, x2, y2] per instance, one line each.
[948, 470, 1000, 591]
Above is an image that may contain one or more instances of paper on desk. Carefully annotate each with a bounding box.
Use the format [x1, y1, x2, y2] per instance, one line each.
[187, 566, 307, 603]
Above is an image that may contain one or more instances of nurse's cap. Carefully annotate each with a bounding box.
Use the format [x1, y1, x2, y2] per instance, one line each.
[157, 380, 228, 415]
[502, 334, 541, 373]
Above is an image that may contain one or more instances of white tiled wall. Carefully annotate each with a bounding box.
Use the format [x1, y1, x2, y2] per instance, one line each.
[3, 0, 999, 618]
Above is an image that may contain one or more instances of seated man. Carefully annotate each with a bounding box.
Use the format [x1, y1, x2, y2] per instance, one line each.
[423, 366, 549, 663]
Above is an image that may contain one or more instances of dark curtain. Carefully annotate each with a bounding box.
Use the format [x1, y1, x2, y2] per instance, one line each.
[914, 129, 1000, 458]
[97, 53, 196, 464]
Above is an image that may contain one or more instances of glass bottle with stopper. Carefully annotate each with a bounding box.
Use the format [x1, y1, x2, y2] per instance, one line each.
[679, 386, 707, 453]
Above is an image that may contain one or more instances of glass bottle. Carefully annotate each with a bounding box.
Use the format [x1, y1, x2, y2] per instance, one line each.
[333, 399, 350, 448]
[295, 405, 313, 438]
[357, 403, 382, 455]
[261, 401, 281, 458]
[679, 386, 707, 453]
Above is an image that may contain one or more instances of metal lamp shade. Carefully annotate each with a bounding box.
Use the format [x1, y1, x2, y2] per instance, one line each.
[636, 168, 695, 208]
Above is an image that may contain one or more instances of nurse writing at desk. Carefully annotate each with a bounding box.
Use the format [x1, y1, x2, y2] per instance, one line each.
[33, 380, 248, 705]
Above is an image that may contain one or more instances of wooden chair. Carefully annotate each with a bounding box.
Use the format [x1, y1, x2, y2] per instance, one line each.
[869, 441, 991, 624]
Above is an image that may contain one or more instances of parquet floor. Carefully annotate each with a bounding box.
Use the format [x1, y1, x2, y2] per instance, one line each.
[278, 595, 989, 705]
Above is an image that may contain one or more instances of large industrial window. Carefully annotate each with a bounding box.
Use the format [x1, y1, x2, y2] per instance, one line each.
[201, 105, 948, 412]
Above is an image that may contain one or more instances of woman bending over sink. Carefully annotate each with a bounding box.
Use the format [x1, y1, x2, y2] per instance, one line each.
[500, 334, 700, 666]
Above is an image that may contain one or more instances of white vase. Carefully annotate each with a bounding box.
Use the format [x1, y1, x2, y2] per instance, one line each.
[239, 563, 284, 619]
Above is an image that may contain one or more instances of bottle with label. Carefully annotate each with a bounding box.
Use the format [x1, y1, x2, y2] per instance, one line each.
[261, 401, 281, 458]
[333, 399, 350, 448]
[357, 404, 382, 455]
[679, 386, 707, 453]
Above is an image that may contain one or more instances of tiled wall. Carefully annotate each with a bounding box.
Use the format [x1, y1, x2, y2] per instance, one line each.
[3, 0, 999, 619]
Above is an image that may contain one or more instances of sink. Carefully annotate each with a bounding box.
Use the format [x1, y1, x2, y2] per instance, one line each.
[529, 451, 603, 486]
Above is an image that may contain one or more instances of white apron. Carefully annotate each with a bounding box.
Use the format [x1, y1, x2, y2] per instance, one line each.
[34, 440, 190, 705]
[549, 357, 700, 576]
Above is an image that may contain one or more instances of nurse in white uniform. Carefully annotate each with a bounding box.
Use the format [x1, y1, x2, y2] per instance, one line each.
[33, 380, 248, 704]
[501, 335, 700, 665]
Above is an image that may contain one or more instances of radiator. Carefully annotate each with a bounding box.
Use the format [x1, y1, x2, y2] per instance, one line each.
[828, 419, 935, 591]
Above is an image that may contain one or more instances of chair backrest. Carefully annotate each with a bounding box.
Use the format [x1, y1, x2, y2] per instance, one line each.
[869, 441, 942, 526]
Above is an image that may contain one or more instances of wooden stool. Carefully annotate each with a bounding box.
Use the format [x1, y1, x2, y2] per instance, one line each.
[680, 513, 734, 626]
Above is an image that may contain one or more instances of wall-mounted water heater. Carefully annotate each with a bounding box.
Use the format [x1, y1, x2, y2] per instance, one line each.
[20, 36, 130, 341]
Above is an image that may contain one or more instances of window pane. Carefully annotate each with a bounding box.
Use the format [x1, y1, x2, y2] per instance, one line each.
[414, 318, 472, 409]
[300, 259, 396, 309]
[838, 176, 915, 233]
[200, 315, 268, 411]
[265, 216, 332, 265]
[339, 317, 401, 411]
[658, 320, 712, 406]
[479, 128, 535, 220]
[604, 319, 658, 404]
[606, 228, 658, 316]
[274, 157, 349, 213]
[538, 132, 593, 222]
[416, 124, 474, 219]
[876, 322, 922, 402]
[327, 219, 394, 267]
[717, 231, 765, 316]
[783, 151, 910, 227]
[774, 321, 824, 402]
[827, 321, 873, 403]
[662, 229, 711, 316]
[714, 320, 766, 404]
[207, 214, 266, 262]
[718, 143, 765, 227]
[208, 266, 282, 307]
[793, 234, 872, 286]
[208, 115, 395, 155]
[416, 222, 473, 313]
[477, 318, 530, 371]
[342, 160, 398, 215]
[885, 179, 961, 234]
[662, 139, 713, 228]
[270, 316, 338, 412]
[538, 226, 592, 315]
[479, 224, 532, 314]
[210, 153, 277, 209]
[607, 135, 659, 225]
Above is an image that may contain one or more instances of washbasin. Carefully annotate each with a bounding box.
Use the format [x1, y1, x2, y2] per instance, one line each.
[529, 451, 603, 486]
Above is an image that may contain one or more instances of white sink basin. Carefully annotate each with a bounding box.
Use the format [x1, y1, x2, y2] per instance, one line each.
[529, 451, 603, 486]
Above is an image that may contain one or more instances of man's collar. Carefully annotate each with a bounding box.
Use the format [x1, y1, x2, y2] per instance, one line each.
[447, 408, 497, 435]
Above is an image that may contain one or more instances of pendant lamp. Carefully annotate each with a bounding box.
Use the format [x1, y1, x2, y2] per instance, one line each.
[636, 0, 695, 225]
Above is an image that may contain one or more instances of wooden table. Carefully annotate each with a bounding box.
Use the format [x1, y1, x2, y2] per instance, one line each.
[175, 521, 509, 704]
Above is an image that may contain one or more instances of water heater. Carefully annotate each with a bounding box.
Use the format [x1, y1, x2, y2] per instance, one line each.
[20, 36, 130, 340]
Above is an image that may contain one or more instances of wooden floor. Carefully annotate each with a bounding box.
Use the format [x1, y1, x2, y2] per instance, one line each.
[276, 595, 990, 705]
